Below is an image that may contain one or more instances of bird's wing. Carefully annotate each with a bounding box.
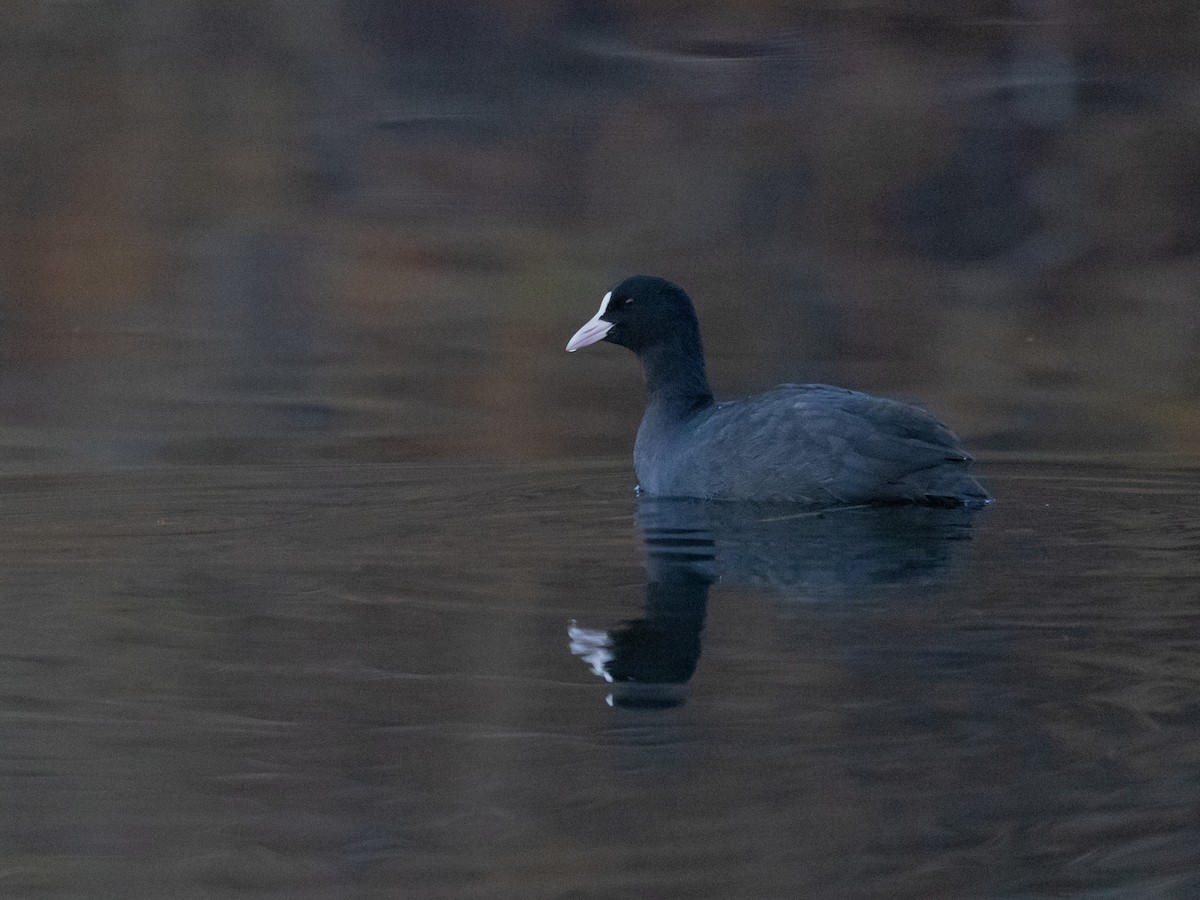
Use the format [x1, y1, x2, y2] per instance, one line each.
[697, 384, 971, 502]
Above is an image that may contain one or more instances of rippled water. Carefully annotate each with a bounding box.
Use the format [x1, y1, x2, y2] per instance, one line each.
[5, 6, 1200, 895]
[2, 451, 1198, 898]
[1, 246, 1196, 898]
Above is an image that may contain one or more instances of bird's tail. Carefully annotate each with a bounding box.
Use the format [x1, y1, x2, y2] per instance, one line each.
[901, 464, 991, 508]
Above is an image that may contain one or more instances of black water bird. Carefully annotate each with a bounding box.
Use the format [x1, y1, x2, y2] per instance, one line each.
[567, 276, 989, 505]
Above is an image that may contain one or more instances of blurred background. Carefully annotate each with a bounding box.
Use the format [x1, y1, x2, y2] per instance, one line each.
[2, 0, 1199, 468]
[4, 5, 1200, 898]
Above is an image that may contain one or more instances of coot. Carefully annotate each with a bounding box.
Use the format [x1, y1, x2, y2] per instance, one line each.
[566, 276, 989, 506]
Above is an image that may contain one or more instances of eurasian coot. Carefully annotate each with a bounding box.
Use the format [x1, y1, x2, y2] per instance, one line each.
[566, 275, 989, 506]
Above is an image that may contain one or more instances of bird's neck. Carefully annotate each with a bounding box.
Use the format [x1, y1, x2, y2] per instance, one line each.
[639, 335, 714, 421]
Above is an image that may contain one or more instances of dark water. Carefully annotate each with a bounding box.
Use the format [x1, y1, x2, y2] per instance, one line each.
[4, 4, 1200, 897]
[2, 449, 1199, 898]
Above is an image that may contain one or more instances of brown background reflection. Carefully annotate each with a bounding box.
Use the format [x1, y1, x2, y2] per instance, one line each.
[1, 1, 1197, 468]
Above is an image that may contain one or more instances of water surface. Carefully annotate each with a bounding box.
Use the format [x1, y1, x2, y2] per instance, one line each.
[2, 456, 1198, 898]
[3, 5, 1200, 896]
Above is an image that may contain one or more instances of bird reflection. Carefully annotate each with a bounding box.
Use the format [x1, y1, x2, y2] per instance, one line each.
[571, 499, 982, 708]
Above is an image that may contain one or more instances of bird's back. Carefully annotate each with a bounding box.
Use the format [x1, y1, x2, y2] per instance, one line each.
[636, 384, 989, 505]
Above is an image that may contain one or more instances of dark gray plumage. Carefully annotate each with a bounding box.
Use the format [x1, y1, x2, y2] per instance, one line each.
[567, 275, 989, 506]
